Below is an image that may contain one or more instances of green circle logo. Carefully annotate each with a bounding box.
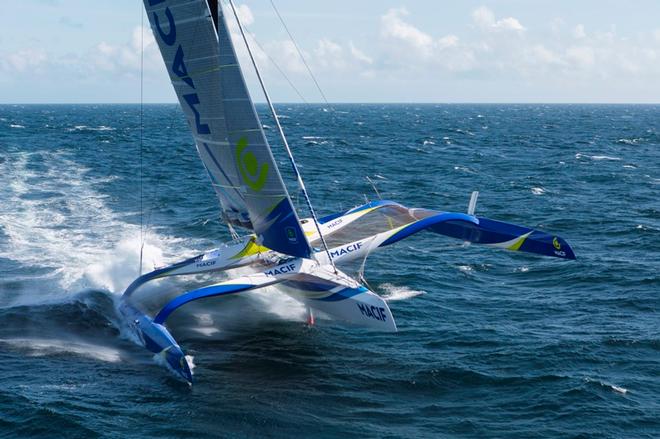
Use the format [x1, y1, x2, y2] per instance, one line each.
[236, 137, 269, 192]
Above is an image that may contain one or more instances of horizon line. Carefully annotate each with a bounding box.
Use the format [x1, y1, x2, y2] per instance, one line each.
[1, 101, 659, 105]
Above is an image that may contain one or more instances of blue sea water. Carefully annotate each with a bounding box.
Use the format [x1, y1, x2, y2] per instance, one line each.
[0, 103, 658, 438]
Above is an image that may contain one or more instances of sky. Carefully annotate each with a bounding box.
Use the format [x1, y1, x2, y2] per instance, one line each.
[1, 0, 660, 103]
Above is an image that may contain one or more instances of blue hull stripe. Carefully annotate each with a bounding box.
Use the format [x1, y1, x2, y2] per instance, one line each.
[314, 286, 368, 302]
[154, 283, 255, 324]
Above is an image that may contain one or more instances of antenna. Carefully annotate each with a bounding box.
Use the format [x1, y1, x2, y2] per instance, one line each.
[227, 0, 337, 272]
[366, 176, 382, 199]
[468, 191, 479, 216]
[138, 1, 145, 276]
[269, 0, 333, 109]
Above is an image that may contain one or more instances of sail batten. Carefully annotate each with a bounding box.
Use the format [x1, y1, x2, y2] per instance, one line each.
[143, 0, 312, 258]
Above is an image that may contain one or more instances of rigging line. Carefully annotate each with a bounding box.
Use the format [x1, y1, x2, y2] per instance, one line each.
[139, 1, 145, 276]
[243, 31, 308, 104]
[269, 0, 333, 109]
[227, 0, 337, 273]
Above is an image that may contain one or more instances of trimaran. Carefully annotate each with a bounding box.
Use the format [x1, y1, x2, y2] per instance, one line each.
[120, 0, 576, 384]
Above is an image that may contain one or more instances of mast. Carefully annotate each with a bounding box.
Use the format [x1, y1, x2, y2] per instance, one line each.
[226, 0, 337, 272]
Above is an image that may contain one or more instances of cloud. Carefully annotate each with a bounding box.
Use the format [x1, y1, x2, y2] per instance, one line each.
[566, 45, 595, 68]
[86, 25, 160, 77]
[472, 6, 525, 32]
[378, 8, 476, 74]
[381, 8, 434, 58]
[349, 42, 373, 65]
[262, 40, 307, 73]
[530, 45, 564, 66]
[235, 4, 254, 26]
[3, 3, 660, 103]
[437, 35, 459, 50]
[654, 29, 660, 42]
[228, 4, 373, 81]
[315, 38, 345, 69]
[379, 6, 472, 74]
[3, 48, 48, 73]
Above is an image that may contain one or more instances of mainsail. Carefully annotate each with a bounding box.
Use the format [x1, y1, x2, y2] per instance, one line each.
[143, 0, 312, 258]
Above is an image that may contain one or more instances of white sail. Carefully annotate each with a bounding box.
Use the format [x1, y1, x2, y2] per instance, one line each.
[143, 0, 312, 258]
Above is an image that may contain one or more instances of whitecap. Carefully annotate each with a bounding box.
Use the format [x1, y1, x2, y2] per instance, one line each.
[380, 283, 425, 301]
[68, 125, 115, 132]
[453, 166, 476, 174]
[531, 187, 545, 195]
[611, 385, 628, 394]
[9, 124, 25, 128]
[617, 138, 642, 145]
[575, 153, 621, 161]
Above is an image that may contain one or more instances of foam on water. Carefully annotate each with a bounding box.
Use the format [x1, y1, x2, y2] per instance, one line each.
[575, 153, 621, 161]
[67, 125, 115, 132]
[0, 104, 658, 438]
[185, 355, 196, 373]
[0, 150, 197, 299]
[617, 138, 642, 145]
[610, 384, 628, 395]
[0, 338, 123, 363]
[380, 283, 425, 301]
[238, 281, 307, 322]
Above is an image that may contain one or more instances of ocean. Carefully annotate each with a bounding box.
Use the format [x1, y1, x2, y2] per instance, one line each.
[0, 103, 658, 438]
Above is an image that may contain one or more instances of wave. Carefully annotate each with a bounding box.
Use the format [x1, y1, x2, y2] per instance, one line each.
[584, 377, 629, 395]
